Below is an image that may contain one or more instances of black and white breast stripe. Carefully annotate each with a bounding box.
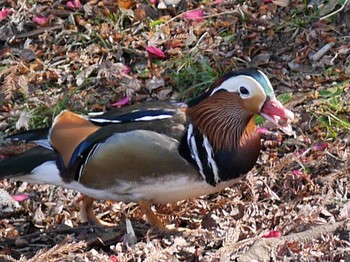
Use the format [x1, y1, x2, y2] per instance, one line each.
[76, 143, 101, 182]
[187, 124, 205, 180]
[187, 124, 220, 186]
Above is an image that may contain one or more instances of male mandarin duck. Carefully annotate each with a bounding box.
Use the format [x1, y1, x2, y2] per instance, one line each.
[0, 68, 294, 230]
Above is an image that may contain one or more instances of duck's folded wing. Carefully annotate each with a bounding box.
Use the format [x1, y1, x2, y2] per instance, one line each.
[63, 111, 191, 187]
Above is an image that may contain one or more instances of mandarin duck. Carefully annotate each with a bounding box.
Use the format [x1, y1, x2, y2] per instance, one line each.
[0, 68, 294, 230]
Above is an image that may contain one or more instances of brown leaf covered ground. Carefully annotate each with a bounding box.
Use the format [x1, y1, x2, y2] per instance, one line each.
[0, 0, 350, 261]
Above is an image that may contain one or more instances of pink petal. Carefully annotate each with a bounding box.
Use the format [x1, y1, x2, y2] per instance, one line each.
[256, 127, 268, 134]
[262, 230, 281, 238]
[214, 0, 224, 3]
[67, 0, 81, 9]
[292, 169, 302, 177]
[73, 0, 82, 8]
[183, 10, 204, 22]
[312, 142, 328, 152]
[149, 0, 157, 4]
[11, 193, 29, 202]
[109, 255, 119, 262]
[33, 15, 48, 26]
[121, 65, 131, 75]
[146, 46, 166, 59]
[66, 1, 75, 9]
[0, 8, 12, 21]
[111, 96, 130, 107]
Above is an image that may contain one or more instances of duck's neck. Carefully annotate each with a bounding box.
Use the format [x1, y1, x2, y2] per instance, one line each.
[180, 93, 261, 186]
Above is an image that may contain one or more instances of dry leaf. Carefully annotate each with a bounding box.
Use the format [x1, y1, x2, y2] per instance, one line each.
[146, 76, 164, 91]
[118, 0, 135, 9]
[33, 204, 46, 226]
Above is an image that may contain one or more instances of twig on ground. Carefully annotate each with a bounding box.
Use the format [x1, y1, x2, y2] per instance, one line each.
[237, 220, 350, 261]
[310, 43, 335, 62]
[320, 0, 350, 21]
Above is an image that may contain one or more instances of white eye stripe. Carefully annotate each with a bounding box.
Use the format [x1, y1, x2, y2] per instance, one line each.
[210, 75, 266, 97]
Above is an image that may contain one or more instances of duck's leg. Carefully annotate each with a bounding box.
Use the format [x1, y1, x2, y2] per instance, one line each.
[138, 200, 166, 230]
[138, 200, 205, 234]
[77, 194, 112, 226]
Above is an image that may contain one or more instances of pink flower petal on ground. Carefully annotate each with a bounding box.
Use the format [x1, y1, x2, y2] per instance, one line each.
[183, 10, 204, 22]
[312, 142, 328, 152]
[0, 8, 12, 21]
[33, 15, 48, 26]
[66, 1, 75, 9]
[111, 96, 130, 107]
[292, 169, 302, 177]
[11, 193, 29, 202]
[73, 0, 82, 8]
[256, 127, 269, 134]
[146, 46, 166, 59]
[109, 255, 119, 262]
[262, 230, 281, 238]
[67, 0, 81, 9]
[121, 65, 131, 74]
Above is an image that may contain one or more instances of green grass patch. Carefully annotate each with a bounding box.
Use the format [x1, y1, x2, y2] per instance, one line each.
[25, 94, 72, 129]
[166, 51, 222, 100]
[310, 81, 350, 139]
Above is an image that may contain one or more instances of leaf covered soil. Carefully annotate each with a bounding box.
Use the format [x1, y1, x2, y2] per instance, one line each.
[0, 0, 350, 261]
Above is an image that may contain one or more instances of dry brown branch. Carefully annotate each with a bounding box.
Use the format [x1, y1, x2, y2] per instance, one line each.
[320, 0, 350, 20]
[236, 220, 350, 261]
[26, 238, 86, 262]
[310, 43, 335, 62]
[14, 25, 63, 39]
[0, 225, 116, 246]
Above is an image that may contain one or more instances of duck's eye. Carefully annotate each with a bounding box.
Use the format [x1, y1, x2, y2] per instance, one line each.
[239, 86, 250, 96]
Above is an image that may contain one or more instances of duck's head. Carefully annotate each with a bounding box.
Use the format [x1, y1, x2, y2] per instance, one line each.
[188, 68, 294, 137]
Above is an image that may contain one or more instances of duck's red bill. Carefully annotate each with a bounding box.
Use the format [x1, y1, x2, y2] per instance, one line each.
[260, 97, 295, 136]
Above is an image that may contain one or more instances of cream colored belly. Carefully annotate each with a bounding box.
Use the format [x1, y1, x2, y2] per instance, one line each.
[16, 161, 240, 204]
[67, 174, 239, 204]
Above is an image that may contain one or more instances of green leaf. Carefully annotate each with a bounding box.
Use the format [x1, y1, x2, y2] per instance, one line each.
[254, 115, 265, 125]
[150, 19, 166, 27]
[277, 93, 293, 104]
[318, 87, 344, 98]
